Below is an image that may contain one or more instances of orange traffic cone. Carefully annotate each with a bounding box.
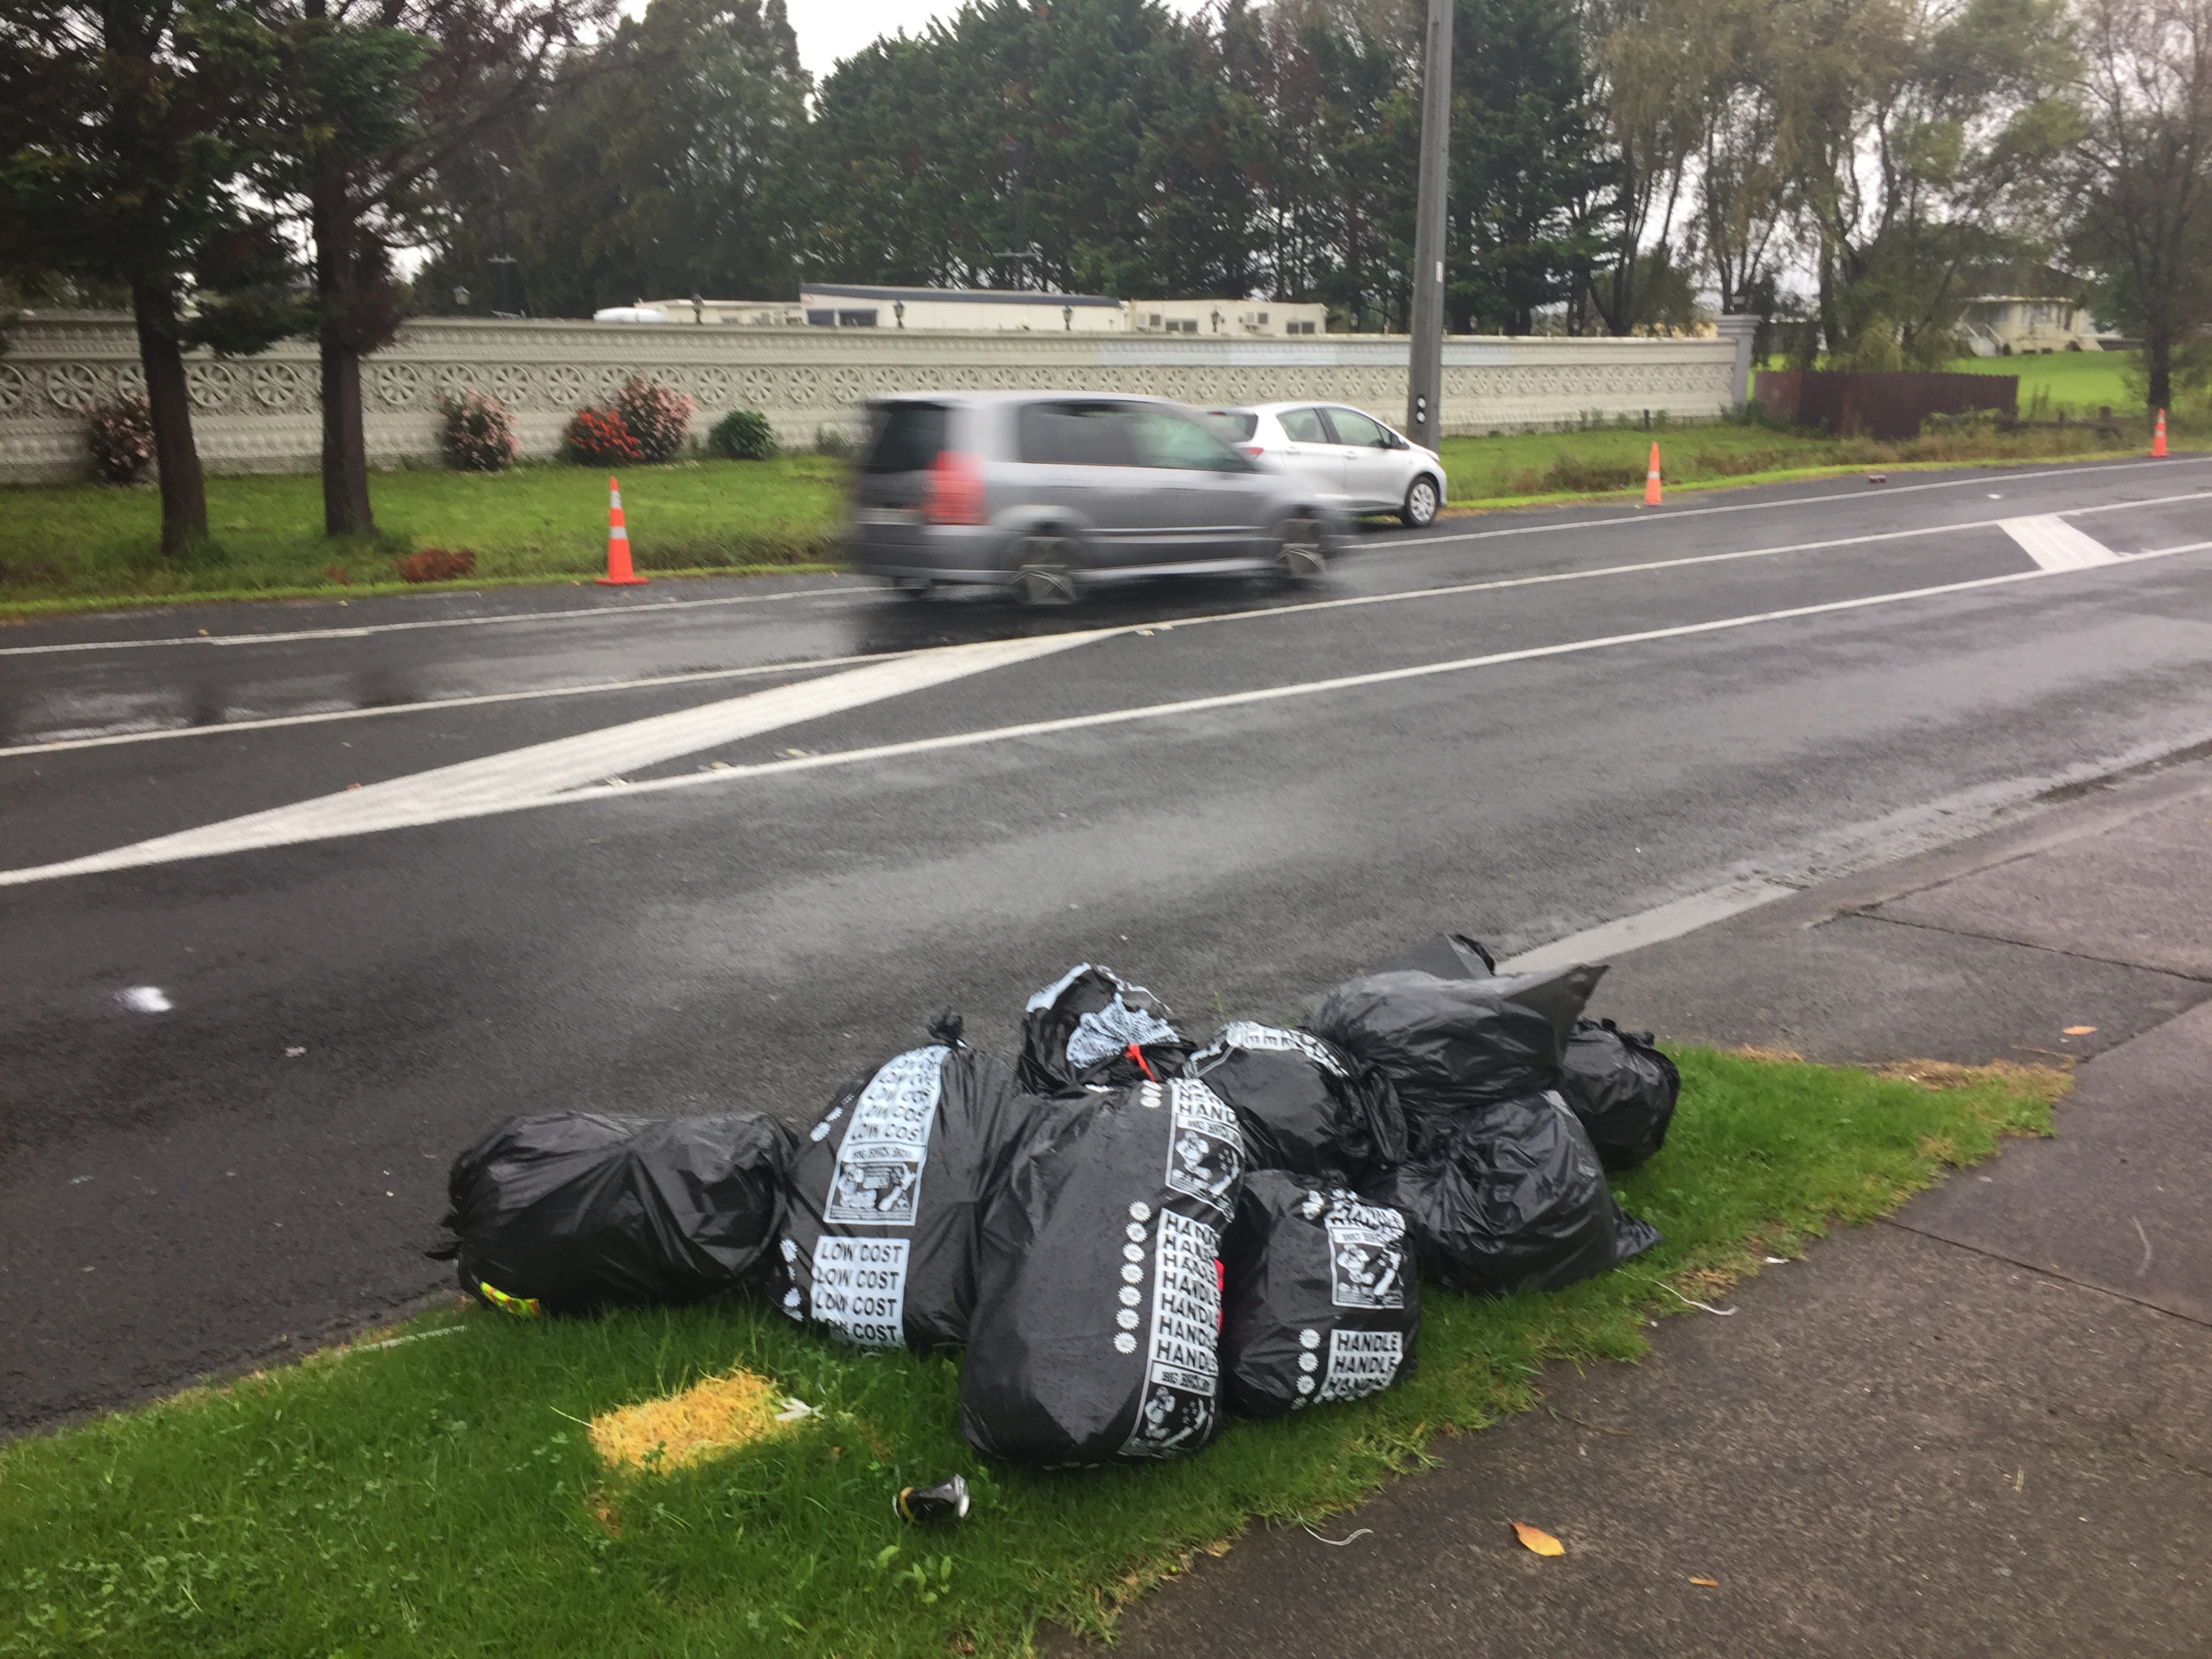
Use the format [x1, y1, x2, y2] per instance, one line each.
[2152, 408, 2168, 457]
[596, 475, 647, 586]
[1643, 443, 1662, 507]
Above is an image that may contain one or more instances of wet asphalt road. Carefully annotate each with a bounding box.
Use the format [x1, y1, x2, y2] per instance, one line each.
[4, 455, 2211, 1435]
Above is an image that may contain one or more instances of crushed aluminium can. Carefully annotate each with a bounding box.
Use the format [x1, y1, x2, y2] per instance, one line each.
[893, 1475, 971, 1524]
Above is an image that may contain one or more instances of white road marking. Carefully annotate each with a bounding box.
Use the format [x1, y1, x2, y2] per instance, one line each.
[1393, 452, 2212, 551]
[6, 455, 2206, 661]
[2000, 516, 2122, 571]
[9, 536, 2207, 888]
[1494, 878, 1802, 974]
[0, 581, 857, 658]
[0, 649, 905, 758]
[14, 490, 2209, 759]
[118, 986, 171, 1012]
[0, 632, 1101, 885]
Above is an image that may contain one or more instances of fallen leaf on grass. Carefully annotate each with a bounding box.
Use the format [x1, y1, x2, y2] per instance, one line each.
[1512, 1523, 1565, 1557]
[2063, 1026, 2096, 1036]
[1689, 1577, 1719, 1588]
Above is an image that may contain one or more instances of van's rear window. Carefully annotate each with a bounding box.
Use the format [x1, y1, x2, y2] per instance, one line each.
[864, 403, 949, 474]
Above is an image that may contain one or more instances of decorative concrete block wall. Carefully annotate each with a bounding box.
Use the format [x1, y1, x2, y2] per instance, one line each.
[0, 312, 1752, 483]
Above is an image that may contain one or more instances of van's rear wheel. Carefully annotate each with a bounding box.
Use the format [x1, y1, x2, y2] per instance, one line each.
[1274, 513, 1329, 583]
[1014, 535, 1079, 606]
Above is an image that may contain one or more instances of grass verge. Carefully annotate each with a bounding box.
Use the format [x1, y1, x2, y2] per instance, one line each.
[1434, 419, 2189, 506]
[0, 456, 846, 614]
[0, 1049, 2062, 1658]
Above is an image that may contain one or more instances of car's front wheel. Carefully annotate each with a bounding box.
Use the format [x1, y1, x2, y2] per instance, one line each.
[1400, 474, 1441, 528]
[1012, 533, 1080, 606]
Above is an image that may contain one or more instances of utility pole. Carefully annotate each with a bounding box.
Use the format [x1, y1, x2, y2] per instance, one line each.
[1405, 0, 1452, 443]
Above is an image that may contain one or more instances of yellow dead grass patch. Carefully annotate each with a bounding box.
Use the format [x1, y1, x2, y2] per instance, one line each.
[1874, 1058, 2074, 1104]
[588, 1368, 792, 1473]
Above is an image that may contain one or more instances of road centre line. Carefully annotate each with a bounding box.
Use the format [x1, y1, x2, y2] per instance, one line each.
[1395, 452, 2212, 552]
[0, 649, 907, 759]
[563, 537, 2212, 808]
[10, 491, 2209, 760]
[0, 631, 1105, 886]
[0, 581, 859, 658]
[7, 535, 2208, 888]
[6, 455, 2205, 660]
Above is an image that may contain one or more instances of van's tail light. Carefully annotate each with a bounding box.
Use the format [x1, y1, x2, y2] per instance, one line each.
[923, 450, 987, 525]
[1242, 445, 1266, 457]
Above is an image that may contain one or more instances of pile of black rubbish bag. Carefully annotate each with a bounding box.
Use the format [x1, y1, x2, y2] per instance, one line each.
[435, 935, 1677, 1469]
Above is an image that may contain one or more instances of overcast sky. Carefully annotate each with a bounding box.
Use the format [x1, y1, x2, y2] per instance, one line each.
[785, 0, 1206, 79]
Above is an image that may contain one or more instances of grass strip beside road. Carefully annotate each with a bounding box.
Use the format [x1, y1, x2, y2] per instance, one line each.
[0, 457, 847, 613]
[0, 1050, 2061, 1658]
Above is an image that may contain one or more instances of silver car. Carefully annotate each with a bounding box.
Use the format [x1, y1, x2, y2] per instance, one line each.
[844, 392, 1345, 604]
[1206, 402, 1448, 527]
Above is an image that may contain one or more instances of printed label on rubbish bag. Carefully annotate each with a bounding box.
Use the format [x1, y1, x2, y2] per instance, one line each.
[1188, 1021, 1349, 1078]
[823, 1046, 946, 1226]
[1120, 1207, 1221, 1458]
[1162, 1080, 1244, 1218]
[1065, 997, 1181, 1071]
[1316, 1327, 1403, 1404]
[809, 1235, 910, 1348]
[1326, 1198, 1409, 1309]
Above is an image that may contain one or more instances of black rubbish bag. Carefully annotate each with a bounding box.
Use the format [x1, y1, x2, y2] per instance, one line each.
[1017, 963, 1189, 1094]
[1559, 1019, 1680, 1172]
[1307, 961, 1606, 1151]
[1366, 1091, 1660, 1296]
[1218, 1171, 1420, 1418]
[1367, 932, 1496, 979]
[1184, 1022, 1407, 1183]
[961, 1076, 1247, 1465]
[438, 1112, 791, 1317]
[777, 1025, 1047, 1349]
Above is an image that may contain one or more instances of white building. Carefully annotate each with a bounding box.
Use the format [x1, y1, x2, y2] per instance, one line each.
[1129, 299, 1327, 337]
[798, 284, 1127, 332]
[624, 287, 1335, 335]
[1959, 296, 2112, 355]
[636, 298, 806, 327]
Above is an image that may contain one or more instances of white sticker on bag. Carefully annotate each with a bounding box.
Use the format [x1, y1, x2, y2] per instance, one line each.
[809, 1235, 909, 1349]
[822, 1046, 945, 1227]
[1315, 1327, 1403, 1404]
[1162, 1080, 1244, 1218]
[1119, 1208, 1221, 1458]
[1325, 1197, 1410, 1309]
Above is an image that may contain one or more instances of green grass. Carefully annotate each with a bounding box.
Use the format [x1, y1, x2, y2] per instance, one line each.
[1941, 350, 2145, 417]
[1435, 415, 2178, 509]
[0, 1050, 2062, 1659]
[0, 457, 847, 613]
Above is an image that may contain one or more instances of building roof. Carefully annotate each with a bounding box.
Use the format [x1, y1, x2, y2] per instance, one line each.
[800, 283, 1124, 309]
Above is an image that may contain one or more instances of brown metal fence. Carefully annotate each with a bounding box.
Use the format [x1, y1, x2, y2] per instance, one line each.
[1753, 370, 2018, 440]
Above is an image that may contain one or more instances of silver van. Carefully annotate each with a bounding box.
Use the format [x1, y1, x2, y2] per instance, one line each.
[845, 392, 1344, 603]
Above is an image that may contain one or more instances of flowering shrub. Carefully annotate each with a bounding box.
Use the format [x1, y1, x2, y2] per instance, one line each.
[438, 387, 518, 472]
[609, 374, 695, 461]
[706, 407, 775, 461]
[564, 407, 644, 467]
[86, 394, 157, 483]
[392, 546, 478, 583]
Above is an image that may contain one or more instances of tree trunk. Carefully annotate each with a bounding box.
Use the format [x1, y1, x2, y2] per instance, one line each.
[131, 281, 209, 558]
[2144, 325, 2172, 416]
[312, 180, 376, 538]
